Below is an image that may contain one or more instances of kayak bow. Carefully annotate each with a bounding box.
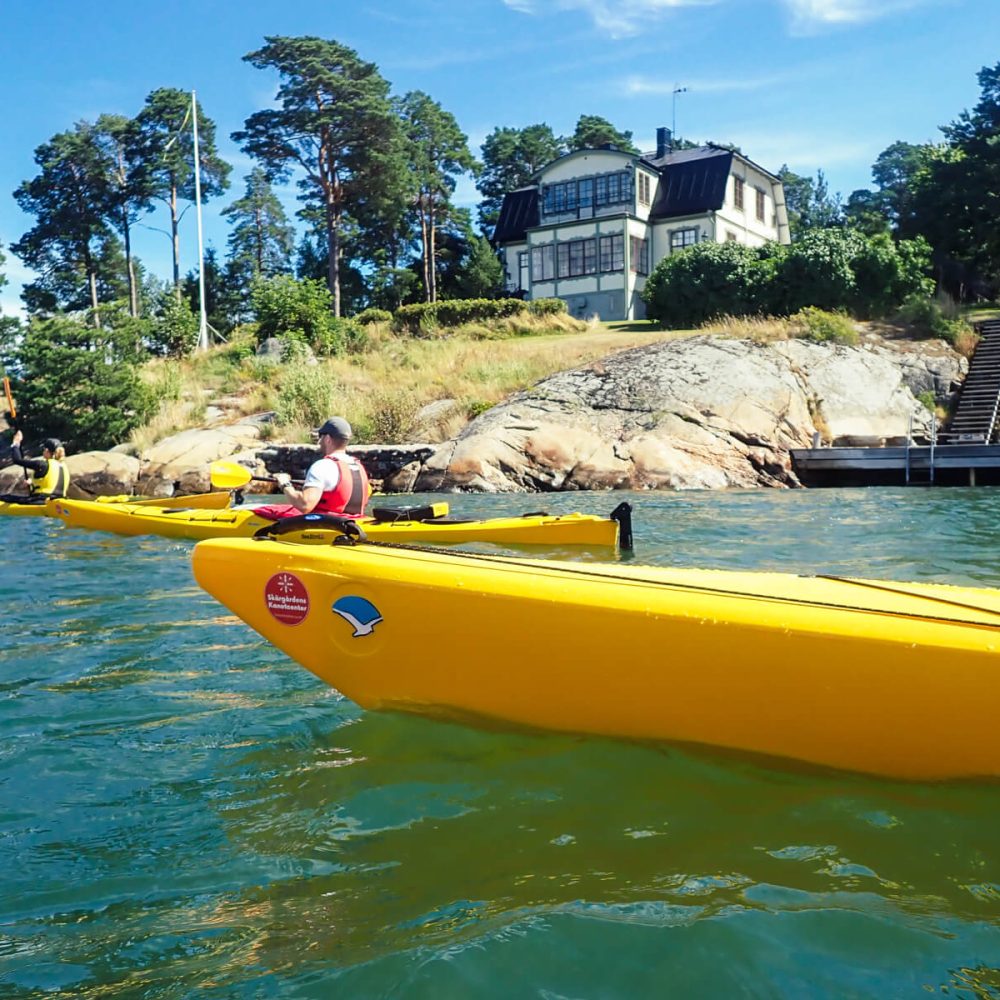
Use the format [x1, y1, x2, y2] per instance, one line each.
[193, 535, 1000, 780]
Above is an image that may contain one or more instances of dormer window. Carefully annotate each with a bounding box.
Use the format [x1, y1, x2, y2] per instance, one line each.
[541, 169, 631, 218]
[638, 172, 652, 207]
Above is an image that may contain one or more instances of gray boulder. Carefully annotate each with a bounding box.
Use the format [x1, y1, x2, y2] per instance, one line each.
[413, 335, 966, 493]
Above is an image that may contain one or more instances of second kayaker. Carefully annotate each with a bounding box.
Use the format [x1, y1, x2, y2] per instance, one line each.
[256, 416, 370, 520]
[0, 430, 70, 503]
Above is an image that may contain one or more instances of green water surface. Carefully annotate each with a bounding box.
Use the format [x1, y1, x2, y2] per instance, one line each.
[1, 487, 999, 998]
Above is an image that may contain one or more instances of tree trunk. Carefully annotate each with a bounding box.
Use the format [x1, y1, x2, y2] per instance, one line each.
[420, 206, 431, 302]
[255, 204, 264, 275]
[122, 208, 138, 318]
[428, 201, 437, 304]
[88, 270, 101, 329]
[326, 207, 341, 318]
[170, 181, 181, 302]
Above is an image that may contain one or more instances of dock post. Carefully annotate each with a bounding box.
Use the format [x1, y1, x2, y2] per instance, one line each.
[904, 414, 912, 485]
[930, 414, 936, 485]
[971, 467, 977, 487]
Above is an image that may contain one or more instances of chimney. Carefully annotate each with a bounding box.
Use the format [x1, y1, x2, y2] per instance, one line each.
[656, 127, 672, 158]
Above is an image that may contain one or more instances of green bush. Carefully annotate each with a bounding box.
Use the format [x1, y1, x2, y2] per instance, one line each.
[393, 298, 530, 335]
[1, 314, 156, 451]
[642, 229, 935, 329]
[792, 307, 859, 345]
[359, 390, 418, 443]
[353, 308, 392, 325]
[642, 242, 772, 328]
[528, 298, 568, 316]
[897, 294, 975, 347]
[148, 297, 199, 357]
[251, 275, 346, 356]
[273, 361, 336, 428]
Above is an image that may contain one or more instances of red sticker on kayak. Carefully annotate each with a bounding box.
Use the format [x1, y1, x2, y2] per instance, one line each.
[264, 572, 310, 625]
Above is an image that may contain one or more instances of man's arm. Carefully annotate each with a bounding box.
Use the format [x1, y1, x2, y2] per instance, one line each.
[9, 431, 46, 475]
[274, 474, 322, 514]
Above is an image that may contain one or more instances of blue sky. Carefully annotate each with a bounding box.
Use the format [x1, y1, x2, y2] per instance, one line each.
[2, 0, 998, 315]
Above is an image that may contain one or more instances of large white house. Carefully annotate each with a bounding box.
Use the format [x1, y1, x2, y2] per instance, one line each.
[493, 128, 790, 321]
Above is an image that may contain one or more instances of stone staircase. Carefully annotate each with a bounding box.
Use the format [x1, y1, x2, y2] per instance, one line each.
[944, 320, 1000, 443]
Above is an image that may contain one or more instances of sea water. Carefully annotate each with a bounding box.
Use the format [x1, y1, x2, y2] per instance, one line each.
[1, 487, 999, 998]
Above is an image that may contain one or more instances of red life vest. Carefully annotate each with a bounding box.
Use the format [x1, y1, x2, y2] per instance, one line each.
[313, 455, 370, 518]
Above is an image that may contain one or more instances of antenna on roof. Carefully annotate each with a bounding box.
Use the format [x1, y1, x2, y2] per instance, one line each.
[672, 85, 688, 144]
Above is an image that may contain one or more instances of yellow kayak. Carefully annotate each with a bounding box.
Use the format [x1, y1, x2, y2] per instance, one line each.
[51, 497, 626, 549]
[1, 491, 233, 518]
[193, 536, 1000, 780]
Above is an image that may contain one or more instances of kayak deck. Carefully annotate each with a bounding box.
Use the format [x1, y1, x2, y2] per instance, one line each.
[192, 537, 1000, 780]
[1, 491, 233, 518]
[52, 499, 624, 548]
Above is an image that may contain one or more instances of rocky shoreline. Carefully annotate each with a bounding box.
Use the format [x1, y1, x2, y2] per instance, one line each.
[0, 332, 965, 498]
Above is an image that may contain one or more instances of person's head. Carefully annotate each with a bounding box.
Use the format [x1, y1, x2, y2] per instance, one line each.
[42, 437, 65, 461]
[315, 417, 352, 452]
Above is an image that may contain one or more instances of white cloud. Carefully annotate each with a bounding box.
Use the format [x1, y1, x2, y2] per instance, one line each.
[504, 0, 718, 38]
[781, 0, 931, 34]
[621, 73, 792, 96]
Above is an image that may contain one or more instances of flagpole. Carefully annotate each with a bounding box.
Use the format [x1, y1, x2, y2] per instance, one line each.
[192, 89, 209, 352]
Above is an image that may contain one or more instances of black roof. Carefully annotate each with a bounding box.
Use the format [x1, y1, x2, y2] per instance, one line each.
[492, 187, 539, 244]
[492, 145, 741, 242]
[644, 147, 733, 219]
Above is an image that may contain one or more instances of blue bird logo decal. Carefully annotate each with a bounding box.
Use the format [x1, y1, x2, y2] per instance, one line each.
[331, 596, 383, 637]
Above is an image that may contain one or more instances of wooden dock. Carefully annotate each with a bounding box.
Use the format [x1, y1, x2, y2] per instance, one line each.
[790, 443, 1000, 487]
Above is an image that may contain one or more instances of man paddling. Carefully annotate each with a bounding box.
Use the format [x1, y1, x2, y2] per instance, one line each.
[0, 430, 70, 503]
[255, 416, 370, 520]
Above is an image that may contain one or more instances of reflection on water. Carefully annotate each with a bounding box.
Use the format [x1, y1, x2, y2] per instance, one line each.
[1, 489, 1000, 996]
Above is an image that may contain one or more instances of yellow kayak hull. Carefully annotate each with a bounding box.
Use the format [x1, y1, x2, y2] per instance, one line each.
[51, 499, 621, 548]
[0, 491, 232, 518]
[0, 499, 52, 517]
[192, 538, 1000, 780]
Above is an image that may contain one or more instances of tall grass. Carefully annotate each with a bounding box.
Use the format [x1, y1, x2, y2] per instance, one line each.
[128, 323, 683, 446]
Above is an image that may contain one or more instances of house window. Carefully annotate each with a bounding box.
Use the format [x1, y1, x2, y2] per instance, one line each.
[557, 242, 571, 278]
[755, 189, 765, 222]
[638, 173, 651, 207]
[594, 170, 629, 207]
[725, 231, 738, 242]
[670, 228, 698, 250]
[733, 176, 744, 211]
[531, 244, 555, 282]
[541, 170, 630, 219]
[599, 234, 624, 271]
[630, 237, 649, 275]
[518, 251, 529, 290]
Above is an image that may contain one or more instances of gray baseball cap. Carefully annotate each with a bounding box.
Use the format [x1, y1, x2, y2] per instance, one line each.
[316, 416, 352, 441]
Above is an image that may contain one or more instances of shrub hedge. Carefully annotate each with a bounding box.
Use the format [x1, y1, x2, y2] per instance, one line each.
[642, 230, 934, 329]
[392, 297, 566, 335]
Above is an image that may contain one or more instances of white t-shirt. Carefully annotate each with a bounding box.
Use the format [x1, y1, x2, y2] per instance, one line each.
[302, 451, 349, 493]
